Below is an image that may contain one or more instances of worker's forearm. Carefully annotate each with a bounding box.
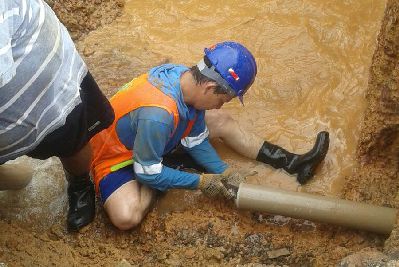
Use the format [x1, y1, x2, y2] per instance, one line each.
[184, 139, 228, 174]
[135, 165, 200, 191]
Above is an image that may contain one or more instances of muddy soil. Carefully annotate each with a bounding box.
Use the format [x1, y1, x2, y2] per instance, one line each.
[46, 0, 124, 40]
[343, 0, 399, 207]
[1, 0, 399, 266]
[340, 0, 399, 264]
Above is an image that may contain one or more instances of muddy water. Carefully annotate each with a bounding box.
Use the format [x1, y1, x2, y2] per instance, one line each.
[80, 0, 385, 212]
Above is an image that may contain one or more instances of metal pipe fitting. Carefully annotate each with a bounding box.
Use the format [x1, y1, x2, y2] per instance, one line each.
[235, 183, 397, 235]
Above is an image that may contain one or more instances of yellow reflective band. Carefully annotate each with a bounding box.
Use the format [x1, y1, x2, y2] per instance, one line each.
[110, 159, 134, 172]
[117, 78, 137, 93]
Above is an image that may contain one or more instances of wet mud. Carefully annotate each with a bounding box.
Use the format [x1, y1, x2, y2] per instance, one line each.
[1, 0, 399, 266]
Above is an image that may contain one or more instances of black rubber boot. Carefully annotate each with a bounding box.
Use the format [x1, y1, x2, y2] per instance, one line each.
[65, 170, 95, 231]
[256, 131, 330, 185]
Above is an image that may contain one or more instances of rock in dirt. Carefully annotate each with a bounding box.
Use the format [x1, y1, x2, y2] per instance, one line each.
[267, 248, 290, 259]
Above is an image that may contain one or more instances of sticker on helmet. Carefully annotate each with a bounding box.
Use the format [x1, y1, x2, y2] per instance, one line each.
[228, 68, 240, 81]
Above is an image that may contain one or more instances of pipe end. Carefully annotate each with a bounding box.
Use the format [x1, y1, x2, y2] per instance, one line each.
[235, 182, 244, 207]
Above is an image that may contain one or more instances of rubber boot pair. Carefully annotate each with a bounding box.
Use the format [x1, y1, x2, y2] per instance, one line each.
[64, 170, 95, 231]
[256, 131, 330, 184]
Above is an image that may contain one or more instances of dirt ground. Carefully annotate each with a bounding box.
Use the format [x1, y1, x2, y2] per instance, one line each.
[45, 0, 124, 40]
[1, 0, 399, 266]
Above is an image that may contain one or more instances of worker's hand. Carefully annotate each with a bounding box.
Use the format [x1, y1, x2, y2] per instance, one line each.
[221, 167, 257, 190]
[198, 167, 257, 199]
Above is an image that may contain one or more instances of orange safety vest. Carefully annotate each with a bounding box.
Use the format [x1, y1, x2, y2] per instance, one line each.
[90, 74, 195, 191]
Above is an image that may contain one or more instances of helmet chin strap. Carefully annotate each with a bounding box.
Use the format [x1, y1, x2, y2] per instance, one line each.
[197, 59, 236, 98]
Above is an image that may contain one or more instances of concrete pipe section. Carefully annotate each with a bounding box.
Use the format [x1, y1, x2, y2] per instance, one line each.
[235, 183, 397, 235]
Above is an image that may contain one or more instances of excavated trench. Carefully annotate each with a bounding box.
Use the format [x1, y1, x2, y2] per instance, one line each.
[1, 0, 399, 266]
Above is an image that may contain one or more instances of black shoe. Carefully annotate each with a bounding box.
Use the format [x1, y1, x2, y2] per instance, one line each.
[256, 131, 330, 184]
[295, 132, 330, 184]
[287, 131, 330, 173]
[67, 179, 95, 231]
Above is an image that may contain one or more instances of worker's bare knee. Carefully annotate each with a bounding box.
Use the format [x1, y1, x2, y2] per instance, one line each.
[111, 206, 144, 231]
[106, 200, 144, 230]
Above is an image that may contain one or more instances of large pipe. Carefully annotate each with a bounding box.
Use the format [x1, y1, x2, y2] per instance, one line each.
[235, 183, 397, 235]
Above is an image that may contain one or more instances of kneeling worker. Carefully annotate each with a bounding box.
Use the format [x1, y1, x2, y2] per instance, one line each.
[90, 41, 330, 230]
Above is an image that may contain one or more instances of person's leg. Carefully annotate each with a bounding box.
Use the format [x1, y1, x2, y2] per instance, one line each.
[0, 163, 33, 190]
[59, 72, 114, 231]
[205, 110, 329, 184]
[99, 166, 156, 230]
[104, 180, 155, 230]
[60, 143, 95, 231]
[60, 142, 92, 177]
[27, 71, 114, 231]
[205, 110, 264, 159]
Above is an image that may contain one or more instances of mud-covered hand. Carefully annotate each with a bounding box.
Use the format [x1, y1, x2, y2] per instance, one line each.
[198, 168, 257, 199]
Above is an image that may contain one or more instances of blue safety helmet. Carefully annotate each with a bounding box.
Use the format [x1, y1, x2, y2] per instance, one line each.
[197, 41, 257, 104]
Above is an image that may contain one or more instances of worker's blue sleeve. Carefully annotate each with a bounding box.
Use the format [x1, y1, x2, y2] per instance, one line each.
[181, 111, 228, 174]
[184, 138, 228, 174]
[131, 107, 200, 191]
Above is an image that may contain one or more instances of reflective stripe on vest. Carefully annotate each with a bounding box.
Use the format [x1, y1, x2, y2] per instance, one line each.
[90, 74, 195, 192]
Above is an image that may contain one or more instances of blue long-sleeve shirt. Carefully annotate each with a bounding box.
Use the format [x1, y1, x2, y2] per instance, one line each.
[115, 64, 227, 191]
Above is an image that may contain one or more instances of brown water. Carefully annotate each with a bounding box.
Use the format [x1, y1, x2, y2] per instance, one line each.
[78, 0, 385, 210]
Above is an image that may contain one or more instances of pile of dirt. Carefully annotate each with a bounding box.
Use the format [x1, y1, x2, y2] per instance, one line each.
[45, 0, 124, 40]
[344, 0, 399, 207]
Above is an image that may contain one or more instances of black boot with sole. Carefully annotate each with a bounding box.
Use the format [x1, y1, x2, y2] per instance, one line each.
[65, 170, 95, 231]
[256, 131, 330, 184]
